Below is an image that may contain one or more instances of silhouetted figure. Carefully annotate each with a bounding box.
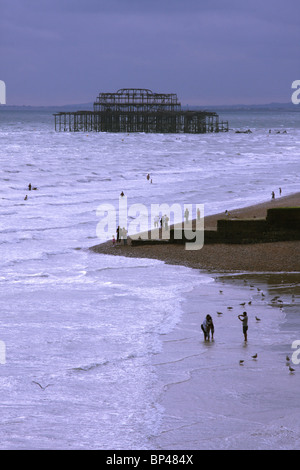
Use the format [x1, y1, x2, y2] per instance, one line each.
[201, 315, 214, 341]
[238, 312, 248, 342]
[184, 208, 189, 223]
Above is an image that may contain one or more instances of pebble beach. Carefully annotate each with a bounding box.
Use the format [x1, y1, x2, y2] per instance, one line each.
[91, 191, 300, 273]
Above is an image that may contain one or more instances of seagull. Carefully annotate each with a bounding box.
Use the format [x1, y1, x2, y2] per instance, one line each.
[251, 354, 258, 360]
[286, 356, 290, 362]
[240, 302, 246, 306]
[289, 366, 295, 373]
[239, 360, 245, 365]
[219, 290, 223, 294]
[227, 306, 233, 310]
[32, 381, 53, 391]
[217, 311, 223, 316]
[248, 301, 252, 305]
[255, 316, 261, 322]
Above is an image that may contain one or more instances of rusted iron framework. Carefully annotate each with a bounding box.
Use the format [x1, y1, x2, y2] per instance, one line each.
[54, 88, 228, 134]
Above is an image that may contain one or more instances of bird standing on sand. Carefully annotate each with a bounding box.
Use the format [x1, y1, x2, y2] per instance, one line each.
[252, 354, 258, 359]
[289, 366, 295, 374]
[239, 360, 244, 365]
[255, 316, 261, 322]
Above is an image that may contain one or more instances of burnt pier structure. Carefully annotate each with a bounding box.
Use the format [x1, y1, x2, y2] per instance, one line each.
[54, 88, 228, 134]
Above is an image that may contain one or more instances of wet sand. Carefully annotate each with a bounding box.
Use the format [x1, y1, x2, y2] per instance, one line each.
[151, 272, 300, 450]
[91, 192, 300, 273]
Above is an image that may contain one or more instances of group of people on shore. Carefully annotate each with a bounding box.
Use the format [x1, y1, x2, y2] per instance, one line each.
[272, 187, 282, 200]
[201, 311, 248, 342]
[113, 226, 128, 246]
[154, 214, 170, 230]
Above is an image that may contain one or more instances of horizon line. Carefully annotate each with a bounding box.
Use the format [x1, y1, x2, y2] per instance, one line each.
[0, 101, 297, 109]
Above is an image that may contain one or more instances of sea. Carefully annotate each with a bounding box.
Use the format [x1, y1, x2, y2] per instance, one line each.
[0, 105, 299, 450]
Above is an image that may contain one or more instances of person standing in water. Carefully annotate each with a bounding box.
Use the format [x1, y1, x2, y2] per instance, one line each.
[201, 315, 214, 342]
[238, 312, 248, 342]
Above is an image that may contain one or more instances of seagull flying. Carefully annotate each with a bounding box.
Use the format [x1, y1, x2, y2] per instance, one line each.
[32, 381, 53, 391]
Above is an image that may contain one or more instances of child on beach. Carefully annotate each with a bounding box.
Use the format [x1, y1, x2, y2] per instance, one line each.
[238, 312, 248, 342]
[201, 315, 214, 342]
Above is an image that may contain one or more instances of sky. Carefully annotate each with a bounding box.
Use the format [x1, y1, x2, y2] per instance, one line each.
[0, 0, 300, 106]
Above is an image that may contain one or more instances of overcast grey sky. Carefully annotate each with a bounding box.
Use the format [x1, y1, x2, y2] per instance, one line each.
[1, 0, 299, 106]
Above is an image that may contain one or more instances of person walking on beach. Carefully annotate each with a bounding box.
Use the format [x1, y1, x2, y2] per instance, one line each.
[122, 227, 128, 245]
[201, 315, 214, 342]
[164, 214, 169, 230]
[238, 312, 248, 342]
[185, 208, 189, 224]
[116, 226, 120, 244]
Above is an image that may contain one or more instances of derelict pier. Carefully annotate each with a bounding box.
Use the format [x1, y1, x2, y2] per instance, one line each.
[54, 88, 228, 134]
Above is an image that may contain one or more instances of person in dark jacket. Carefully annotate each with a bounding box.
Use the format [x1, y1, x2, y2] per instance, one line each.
[201, 315, 215, 342]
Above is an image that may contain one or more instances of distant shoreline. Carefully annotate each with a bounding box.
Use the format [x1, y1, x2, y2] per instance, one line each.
[1, 102, 299, 111]
[90, 192, 300, 273]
